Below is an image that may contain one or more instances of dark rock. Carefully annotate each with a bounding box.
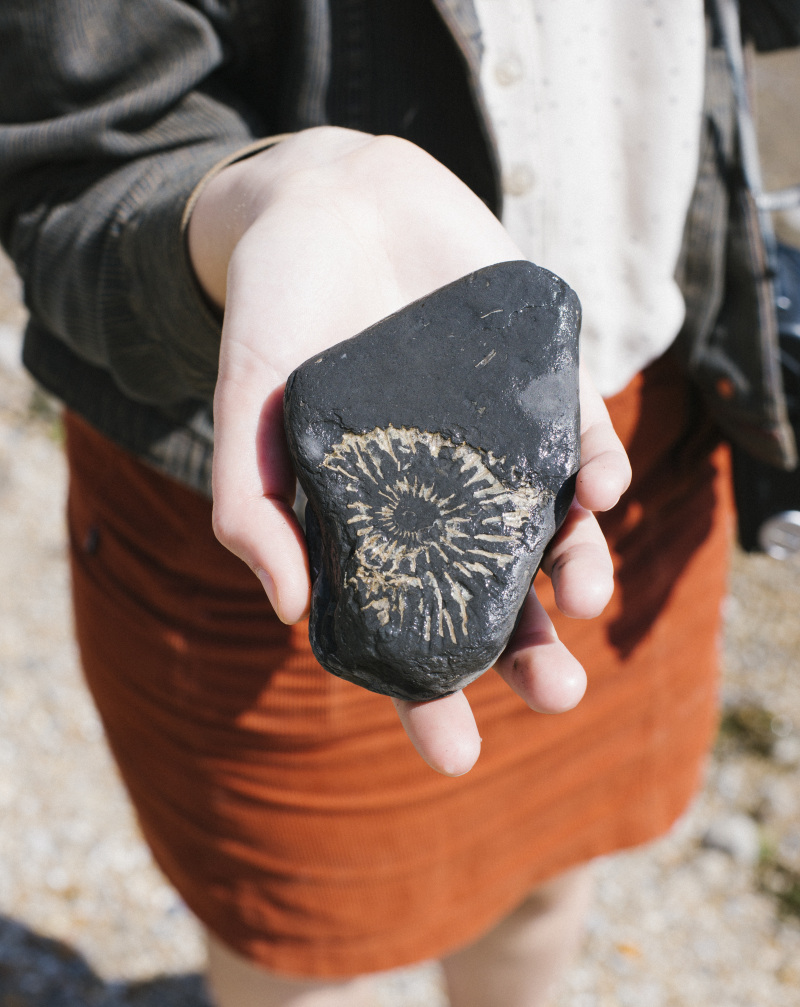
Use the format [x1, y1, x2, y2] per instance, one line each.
[284, 260, 581, 701]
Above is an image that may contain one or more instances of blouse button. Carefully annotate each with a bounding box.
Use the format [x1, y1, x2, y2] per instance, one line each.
[503, 164, 536, 197]
[494, 53, 524, 87]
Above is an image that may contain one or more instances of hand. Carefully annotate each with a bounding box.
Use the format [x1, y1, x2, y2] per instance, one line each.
[394, 362, 630, 774]
[188, 127, 631, 776]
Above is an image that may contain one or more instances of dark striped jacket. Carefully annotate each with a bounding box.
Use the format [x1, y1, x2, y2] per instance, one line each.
[0, 0, 797, 493]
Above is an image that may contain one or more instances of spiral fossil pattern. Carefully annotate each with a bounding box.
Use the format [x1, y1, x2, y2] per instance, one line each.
[322, 426, 543, 645]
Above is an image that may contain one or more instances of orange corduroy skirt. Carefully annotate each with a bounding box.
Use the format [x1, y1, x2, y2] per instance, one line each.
[65, 354, 734, 978]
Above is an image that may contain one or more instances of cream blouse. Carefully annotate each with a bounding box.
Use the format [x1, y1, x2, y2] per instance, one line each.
[473, 0, 706, 396]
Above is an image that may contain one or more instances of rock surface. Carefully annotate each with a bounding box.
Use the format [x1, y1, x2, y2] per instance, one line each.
[285, 260, 581, 700]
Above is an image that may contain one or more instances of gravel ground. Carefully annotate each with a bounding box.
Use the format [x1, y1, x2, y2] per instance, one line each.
[2, 248, 800, 1006]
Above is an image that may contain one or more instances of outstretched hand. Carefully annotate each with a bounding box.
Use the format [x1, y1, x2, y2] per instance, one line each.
[188, 127, 631, 777]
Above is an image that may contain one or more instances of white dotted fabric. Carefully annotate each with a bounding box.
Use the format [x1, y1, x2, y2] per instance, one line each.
[472, 0, 706, 396]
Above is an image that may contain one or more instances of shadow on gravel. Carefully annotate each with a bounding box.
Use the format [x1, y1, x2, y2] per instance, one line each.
[0, 916, 210, 1007]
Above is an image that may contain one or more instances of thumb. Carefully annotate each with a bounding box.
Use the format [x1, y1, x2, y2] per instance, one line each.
[211, 381, 311, 623]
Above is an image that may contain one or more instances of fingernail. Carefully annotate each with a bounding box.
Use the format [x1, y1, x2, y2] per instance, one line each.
[255, 567, 279, 614]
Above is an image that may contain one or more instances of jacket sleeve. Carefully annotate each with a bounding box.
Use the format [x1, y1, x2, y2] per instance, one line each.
[0, 0, 272, 405]
[739, 0, 800, 51]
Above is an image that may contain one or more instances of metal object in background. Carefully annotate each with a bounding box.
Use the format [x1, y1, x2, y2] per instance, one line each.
[735, 243, 800, 557]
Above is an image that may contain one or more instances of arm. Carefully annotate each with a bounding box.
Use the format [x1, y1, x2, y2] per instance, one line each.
[188, 127, 632, 776]
[0, 5, 630, 775]
[0, 0, 262, 404]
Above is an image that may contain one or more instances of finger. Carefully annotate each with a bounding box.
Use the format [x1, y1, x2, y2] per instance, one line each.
[495, 587, 587, 713]
[212, 374, 311, 624]
[392, 691, 482, 777]
[577, 361, 632, 513]
[541, 502, 615, 619]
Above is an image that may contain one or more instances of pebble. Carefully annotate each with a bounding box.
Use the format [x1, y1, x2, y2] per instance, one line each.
[777, 829, 800, 868]
[701, 814, 762, 865]
[714, 763, 745, 802]
[772, 734, 800, 767]
[758, 777, 799, 819]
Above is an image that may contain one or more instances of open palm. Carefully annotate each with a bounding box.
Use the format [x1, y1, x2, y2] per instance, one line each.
[187, 127, 631, 775]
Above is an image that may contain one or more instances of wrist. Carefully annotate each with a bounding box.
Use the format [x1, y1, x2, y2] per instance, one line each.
[186, 127, 374, 310]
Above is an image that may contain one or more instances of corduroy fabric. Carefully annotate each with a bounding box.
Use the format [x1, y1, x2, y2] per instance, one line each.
[65, 353, 734, 979]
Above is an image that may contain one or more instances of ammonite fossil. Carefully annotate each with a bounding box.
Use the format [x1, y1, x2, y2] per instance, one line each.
[327, 425, 542, 639]
[285, 260, 581, 701]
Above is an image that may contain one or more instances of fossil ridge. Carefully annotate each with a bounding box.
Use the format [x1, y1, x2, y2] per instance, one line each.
[284, 260, 581, 700]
